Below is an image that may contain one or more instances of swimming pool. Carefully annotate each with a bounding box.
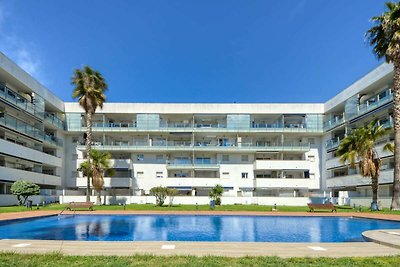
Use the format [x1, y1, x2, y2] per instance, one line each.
[0, 215, 399, 242]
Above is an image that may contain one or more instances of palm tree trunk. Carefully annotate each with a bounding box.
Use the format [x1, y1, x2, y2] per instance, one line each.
[96, 190, 102, 205]
[391, 63, 400, 210]
[85, 111, 93, 203]
[371, 175, 379, 211]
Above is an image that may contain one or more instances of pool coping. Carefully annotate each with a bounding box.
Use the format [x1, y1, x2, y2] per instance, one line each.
[1, 210, 400, 257]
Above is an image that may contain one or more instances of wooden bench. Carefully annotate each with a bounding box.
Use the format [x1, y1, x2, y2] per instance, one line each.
[66, 202, 94, 211]
[307, 203, 336, 212]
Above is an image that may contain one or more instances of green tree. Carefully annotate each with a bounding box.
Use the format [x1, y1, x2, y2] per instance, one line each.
[72, 66, 108, 202]
[337, 120, 392, 210]
[168, 188, 178, 206]
[10, 180, 40, 206]
[209, 184, 224, 205]
[150, 186, 169, 206]
[366, 1, 400, 209]
[79, 149, 114, 205]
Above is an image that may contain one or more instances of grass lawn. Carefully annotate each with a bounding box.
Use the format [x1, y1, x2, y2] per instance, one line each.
[1, 203, 400, 214]
[0, 253, 400, 267]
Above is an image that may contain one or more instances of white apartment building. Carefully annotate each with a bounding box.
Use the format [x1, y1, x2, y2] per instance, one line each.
[0, 52, 395, 207]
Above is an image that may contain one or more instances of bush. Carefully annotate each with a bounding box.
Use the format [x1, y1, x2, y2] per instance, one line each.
[150, 186, 169, 206]
[10, 180, 40, 206]
[209, 184, 224, 206]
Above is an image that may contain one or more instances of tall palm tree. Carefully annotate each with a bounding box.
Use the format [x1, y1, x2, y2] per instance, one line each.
[80, 150, 114, 205]
[337, 120, 392, 210]
[72, 66, 107, 202]
[366, 1, 400, 209]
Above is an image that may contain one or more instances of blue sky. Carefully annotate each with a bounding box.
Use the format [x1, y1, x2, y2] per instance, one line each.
[0, 0, 389, 103]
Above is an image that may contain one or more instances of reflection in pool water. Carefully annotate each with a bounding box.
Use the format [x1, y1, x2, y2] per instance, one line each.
[0, 215, 399, 242]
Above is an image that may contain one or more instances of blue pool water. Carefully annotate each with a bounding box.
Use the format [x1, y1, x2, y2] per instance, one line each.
[0, 215, 399, 242]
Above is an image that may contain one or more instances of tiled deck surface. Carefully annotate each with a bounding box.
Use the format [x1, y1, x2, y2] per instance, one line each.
[0, 210, 400, 257]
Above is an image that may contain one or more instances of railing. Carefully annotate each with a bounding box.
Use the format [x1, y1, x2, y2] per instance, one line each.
[348, 92, 393, 119]
[323, 117, 345, 130]
[93, 122, 136, 128]
[160, 122, 192, 128]
[0, 113, 63, 147]
[195, 123, 226, 129]
[0, 114, 44, 140]
[325, 137, 342, 150]
[44, 112, 65, 130]
[79, 141, 310, 151]
[43, 134, 64, 147]
[0, 84, 42, 118]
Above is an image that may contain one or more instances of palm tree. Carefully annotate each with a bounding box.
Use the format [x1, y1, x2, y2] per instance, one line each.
[72, 66, 107, 202]
[80, 149, 114, 205]
[366, 1, 400, 209]
[337, 120, 392, 210]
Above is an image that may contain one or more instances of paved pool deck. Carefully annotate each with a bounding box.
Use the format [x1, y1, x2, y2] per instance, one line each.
[1, 210, 400, 257]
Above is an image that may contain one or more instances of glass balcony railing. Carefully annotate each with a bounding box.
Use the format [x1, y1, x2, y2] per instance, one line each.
[195, 123, 226, 129]
[323, 117, 345, 130]
[0, 114, 44, 140]
[93, 122, 136, 128]
[43, 134, 64, 147]
[325, 137, 342, 150]
[44, 112, 65, 130]
[0, 114, 63, 147]
[79, 140, 310, 151]
[160, 122, 192, 128]
[348, 92, 393, 119]
[0, 84, 43, 119]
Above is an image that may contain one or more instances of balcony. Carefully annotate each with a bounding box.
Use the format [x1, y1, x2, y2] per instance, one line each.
[43, 134, 64, 147]
[78, 141, 311, 152]
[166, 159, 220, 170]
[326, 169, 393, 188]
[0, 166, 61, 186]
[0, 84, 42, 119]
[0, 138, 62, 167]
[348, 92, 393, 120]
[254, 160, 311, 170]
[92, 122, 136, 131]
[326, 143, 393, 169]
[76, 177, 131, 188]
[323, 117, 345, 131]
[165, 177, 230, 188]
[0, 113, 43, 140]
[44, 112, 65, 130]
[255, 177, 318, 189]
[325, 137, 342, 151]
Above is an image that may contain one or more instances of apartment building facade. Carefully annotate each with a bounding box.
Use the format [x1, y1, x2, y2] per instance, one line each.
[0, 52, 395, 207]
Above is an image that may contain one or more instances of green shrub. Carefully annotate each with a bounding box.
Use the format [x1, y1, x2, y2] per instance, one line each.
[10, 180, 40, 206]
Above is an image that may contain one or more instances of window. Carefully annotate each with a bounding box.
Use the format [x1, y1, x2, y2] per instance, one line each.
[137, 171, 144, 178]
[156, 155, 163, 163]
[156, 172, 163, 178]
[137, 154, 144, 161]
[222, 155, 229, 162]
[308, 138, 315, 145]
[241, 155, 248, 162]
[241, 172, 248, 179]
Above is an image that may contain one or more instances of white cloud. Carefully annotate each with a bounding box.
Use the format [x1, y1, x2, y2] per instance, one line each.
[15, 48, 40, 76]
[0, 2, 43, 79]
